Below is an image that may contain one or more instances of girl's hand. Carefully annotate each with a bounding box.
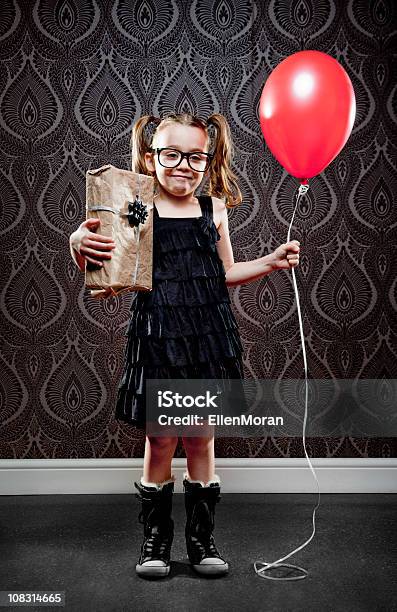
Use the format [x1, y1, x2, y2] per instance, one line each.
[272, 240, 301, 270]
[70, 218, 116, 269]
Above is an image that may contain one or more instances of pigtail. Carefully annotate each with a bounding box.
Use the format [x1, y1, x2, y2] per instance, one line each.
[206, 114, 242, 208]
[130, 115, 160, 175]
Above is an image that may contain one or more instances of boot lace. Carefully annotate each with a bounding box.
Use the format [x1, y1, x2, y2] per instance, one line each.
[136, 493, 173, 562]
[138, 510, 172, 557]
[187, 494, 224, 561]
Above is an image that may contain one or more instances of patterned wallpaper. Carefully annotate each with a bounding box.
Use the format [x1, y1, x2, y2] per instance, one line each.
[1, 0, 396, 459]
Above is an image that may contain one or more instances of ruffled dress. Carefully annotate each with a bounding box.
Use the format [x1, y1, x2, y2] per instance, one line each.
[114, 195, 245, 429]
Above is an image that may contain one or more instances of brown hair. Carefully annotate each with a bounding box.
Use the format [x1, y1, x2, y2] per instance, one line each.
[130, 112, 242, 208]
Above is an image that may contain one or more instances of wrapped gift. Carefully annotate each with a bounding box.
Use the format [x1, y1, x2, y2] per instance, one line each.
[85, 164, 154, 299]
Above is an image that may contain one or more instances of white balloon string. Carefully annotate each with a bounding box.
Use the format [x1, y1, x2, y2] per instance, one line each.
[254, 182, 321, 581]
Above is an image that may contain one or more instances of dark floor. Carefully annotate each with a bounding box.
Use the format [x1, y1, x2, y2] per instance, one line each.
[0, 493, 396, 612]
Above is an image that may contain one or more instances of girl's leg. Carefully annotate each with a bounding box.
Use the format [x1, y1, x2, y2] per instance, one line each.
[143, 435, 179, 483]
[181, 433, 228, 575]
[135, 435, 179, 579]
[181, 434, 215, 482]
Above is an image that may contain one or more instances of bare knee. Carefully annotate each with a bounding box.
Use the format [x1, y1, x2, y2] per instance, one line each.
[182, 436, 214, 453]
[146, 435, 178, 452]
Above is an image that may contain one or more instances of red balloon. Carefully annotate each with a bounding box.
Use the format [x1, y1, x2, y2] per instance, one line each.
[259, 50, 356, 183]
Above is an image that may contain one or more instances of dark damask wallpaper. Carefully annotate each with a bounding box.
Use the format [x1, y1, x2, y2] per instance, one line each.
[1, 0, 396, 460]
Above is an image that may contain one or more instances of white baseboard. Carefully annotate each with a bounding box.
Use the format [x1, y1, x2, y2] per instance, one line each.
[0, 458, 396, 494]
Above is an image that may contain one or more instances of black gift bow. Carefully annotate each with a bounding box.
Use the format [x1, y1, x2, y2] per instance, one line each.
[126, 197, 148, 227]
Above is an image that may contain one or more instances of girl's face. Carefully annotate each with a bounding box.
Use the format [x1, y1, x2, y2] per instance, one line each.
[145, 123, 209, 198]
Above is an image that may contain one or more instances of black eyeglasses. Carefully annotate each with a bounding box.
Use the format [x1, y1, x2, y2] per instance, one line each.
[150, 147, 213, 172]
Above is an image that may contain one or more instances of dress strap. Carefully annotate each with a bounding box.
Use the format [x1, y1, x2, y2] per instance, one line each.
[197, 195, 213, 221]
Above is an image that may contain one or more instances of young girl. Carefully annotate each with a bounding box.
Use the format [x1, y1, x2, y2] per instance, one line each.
[69, 112, 300, 579]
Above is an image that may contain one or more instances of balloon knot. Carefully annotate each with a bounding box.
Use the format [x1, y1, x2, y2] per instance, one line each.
[298, 183, 310, 196]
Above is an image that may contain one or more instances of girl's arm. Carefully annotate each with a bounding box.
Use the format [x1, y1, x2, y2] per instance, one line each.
[214, 198, 300, 288]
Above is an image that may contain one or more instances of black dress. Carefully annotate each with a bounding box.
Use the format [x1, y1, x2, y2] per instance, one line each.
[114, 195, 245, 429]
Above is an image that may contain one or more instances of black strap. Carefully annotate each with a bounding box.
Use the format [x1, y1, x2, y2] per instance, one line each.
[197, 195, 213, 221]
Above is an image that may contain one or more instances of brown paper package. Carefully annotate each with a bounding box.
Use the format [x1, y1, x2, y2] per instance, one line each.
[85, 164, 154, 299]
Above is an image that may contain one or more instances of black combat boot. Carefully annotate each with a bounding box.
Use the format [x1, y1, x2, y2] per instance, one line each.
[134, 475, 175, 578]
[183, 472, 229, 576]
